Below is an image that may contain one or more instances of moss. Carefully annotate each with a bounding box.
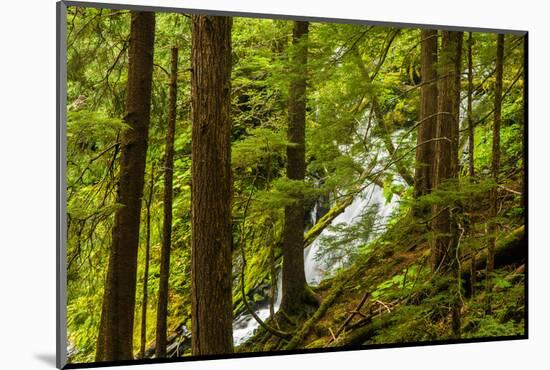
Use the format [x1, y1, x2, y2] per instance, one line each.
[284, 277, 348, 350]
[331, 317, 392, 347]
[305, 338, 327, 349]
[233, 236, 279, 316]
[332, 308, 348, 324]
[262, 337, 281, 352]
[461, 225, 525, 285]
[498, 225, 524, 249]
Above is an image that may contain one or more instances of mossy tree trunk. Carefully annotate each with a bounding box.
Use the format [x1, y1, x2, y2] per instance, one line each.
[139, 166, 154, 358]
[414, 29, 438, 206]
[155, 46, 178, 358]
[467, 32, 475, 178]
[431, 30, 463, 338]
[487, 34, 505, 312]
[431, 31, 463, 271]
[190, 15, 234, 356]
[281, 21, 310, 316]
[96, 11, 155, 362]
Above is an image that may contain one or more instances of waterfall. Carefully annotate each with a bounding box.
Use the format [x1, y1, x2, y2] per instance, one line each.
[232, 181, 399, 346]
[231, 120, 405, 346]
[304, 182, 397, 285]
[310, 201, 319, 226]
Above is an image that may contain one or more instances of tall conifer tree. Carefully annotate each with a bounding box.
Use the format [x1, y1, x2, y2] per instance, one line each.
[190, 15, 234, 356]
[96, 11, 156, 361]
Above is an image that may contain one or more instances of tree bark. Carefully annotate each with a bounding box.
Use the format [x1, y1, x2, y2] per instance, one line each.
[190, 15, 234, 356]
[155, 46, 179, 359]
[451, 33, 463, 176]
[431, 30, 463, 338]
[487, 34, 505, 312]
[96, 11, 155, 362]
[414, 29, 438, 203]
[467, 32, 475, 178]
[281, 21, 309, 315]
[431, 31, 463, 271]
[466, 32, 476, 297]
[140, 167, 154, 358]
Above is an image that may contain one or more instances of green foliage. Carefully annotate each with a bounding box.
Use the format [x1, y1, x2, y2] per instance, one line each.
[232, 127, 289, 170]
[313, 203, 381, 271]
[371, 265, 422, 299]
[65, 6, 525, 361]
[67, 295, 102, 363]
[462, 273, 525, 338]
[262, 178, 321, 207]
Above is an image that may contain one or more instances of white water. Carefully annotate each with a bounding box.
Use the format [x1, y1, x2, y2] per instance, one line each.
[233, 273, 282, 346]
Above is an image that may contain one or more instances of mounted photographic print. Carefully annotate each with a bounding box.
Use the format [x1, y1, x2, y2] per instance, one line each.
[56, 1, 527, 368]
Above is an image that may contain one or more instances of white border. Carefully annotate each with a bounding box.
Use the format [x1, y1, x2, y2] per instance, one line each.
[2, 1, 547, 369]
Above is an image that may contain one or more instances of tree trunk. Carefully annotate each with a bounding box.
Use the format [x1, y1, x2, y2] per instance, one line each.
[155, 46, 178, 359]
[140, 167, 154, 358]
[487, 34, 505, 312]
[96, 11, 155, 362]
[414, 29, 438, 203]
[467, 32, 475, 178]
[190, 15, 234, 356]
[431, 30, 463, 338]
[451, 33, 463, 176]
[281, 21, 309, 315]
[466, 32, 476, 296]
[268, 223, 276, 319]
[431, 30, 463, 271]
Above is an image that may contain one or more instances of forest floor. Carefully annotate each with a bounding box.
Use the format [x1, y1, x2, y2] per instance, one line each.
[237, 198, 526, 353]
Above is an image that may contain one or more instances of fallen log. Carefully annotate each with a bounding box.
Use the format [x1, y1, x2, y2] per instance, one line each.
[461, 225, 525, 295]
[494, 264, 525, 292]
[304, 197, 354, 246]
[303, 172, 386, 247]
[328, 316, 391, 347]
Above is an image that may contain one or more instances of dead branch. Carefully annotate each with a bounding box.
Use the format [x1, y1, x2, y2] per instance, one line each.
[327, 291, 370, 345]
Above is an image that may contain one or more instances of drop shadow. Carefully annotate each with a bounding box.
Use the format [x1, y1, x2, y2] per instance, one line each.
[34, 353, 57, 367]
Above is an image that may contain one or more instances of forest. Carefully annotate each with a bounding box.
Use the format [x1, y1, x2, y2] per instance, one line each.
[65, 6, 526, 364]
